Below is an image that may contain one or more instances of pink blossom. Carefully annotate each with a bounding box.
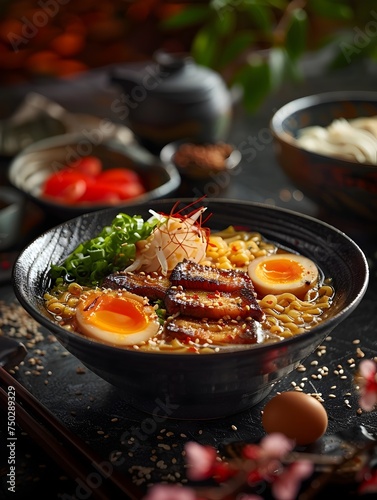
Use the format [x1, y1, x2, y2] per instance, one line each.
[243, 434, 294, 462]
[184, 441, 218, 481]
[358, 359, 377, 411]
[272, 460, 313, 500]
[184, 441, 235, 483]
[259, 433, 295, 459]
[143, 484, 197, 500]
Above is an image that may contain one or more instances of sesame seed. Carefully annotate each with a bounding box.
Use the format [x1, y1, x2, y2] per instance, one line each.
[158, 444, 171, 451]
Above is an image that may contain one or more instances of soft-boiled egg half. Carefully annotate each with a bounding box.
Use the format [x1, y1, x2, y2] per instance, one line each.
[248, 253, 318, 298]
[75, 289, 160, 346]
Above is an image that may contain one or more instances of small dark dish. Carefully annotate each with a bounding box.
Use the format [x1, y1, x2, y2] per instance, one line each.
[160, 140, 241, 180]
[8, 133, 181, 220]
[270, 91, 377, 221]
[13, 199, 368, 419]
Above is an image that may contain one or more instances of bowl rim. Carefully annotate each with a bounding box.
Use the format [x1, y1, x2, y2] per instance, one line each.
[12, 198, 370, 361]
[270, 90, 377, 168]
[7, 132, 181, 213]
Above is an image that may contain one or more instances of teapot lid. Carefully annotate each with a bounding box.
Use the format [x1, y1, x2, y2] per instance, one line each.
[123, 51, 228, 102]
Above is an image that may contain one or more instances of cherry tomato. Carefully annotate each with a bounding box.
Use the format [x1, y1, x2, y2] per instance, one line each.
[42, 161, 147, 205]
[96, 168, 141, 184]
[78, 182, 123, 203]
[69, 156, 103, 177]
[42, 171, 90, 203]
[79, 180, 145, 203]
[116, 181, 146, 199]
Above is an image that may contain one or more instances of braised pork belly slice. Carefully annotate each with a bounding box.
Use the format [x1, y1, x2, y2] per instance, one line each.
[169, 258, 252, 292]
[165, 316, 258, 345]
[165, 286, 264, 322]
[102, 271, 170, 301]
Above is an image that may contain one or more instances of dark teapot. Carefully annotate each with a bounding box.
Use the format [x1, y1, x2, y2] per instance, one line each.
[110, 51, 233, 152]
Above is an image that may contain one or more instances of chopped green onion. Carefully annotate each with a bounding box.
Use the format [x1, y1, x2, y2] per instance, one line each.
[50, 213, 158, 286]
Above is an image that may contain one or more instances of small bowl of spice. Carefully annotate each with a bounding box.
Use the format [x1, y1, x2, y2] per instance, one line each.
[160, 140, 241, 180]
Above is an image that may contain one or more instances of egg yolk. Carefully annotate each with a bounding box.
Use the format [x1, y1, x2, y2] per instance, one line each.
[76, 290, 160, 346]
[83, 295, 148, 333]
[259, 258, 304, 283]
[248, 253, 318, 298]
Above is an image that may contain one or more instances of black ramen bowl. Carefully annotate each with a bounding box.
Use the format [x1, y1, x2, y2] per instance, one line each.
[270, 91, 377, 221]
[13, 199, 369, 419]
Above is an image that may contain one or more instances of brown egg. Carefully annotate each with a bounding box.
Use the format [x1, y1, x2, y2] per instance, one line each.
[262, 391, 328, 446]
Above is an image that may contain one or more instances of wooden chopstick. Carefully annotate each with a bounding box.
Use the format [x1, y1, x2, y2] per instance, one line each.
[0, 367, 142, 500]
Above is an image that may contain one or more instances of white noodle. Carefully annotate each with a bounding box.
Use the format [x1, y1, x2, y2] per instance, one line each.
[296, 116, 377, 165]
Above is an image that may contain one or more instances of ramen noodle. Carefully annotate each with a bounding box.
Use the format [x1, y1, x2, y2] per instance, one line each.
[296, 116, 377, 164]
[44, 217, 334, 354]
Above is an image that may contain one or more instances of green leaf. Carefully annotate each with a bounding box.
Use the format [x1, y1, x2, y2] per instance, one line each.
[160, 5, 210, 29]
[218, 31, 255, 68]
[243, 1, 273, 31]
[212, 7, 236, 36]
[232, 53, 272, 112]
[310, 0, 353, 20]
[191, 24, 219, 67]
[285, 8, 308, 61]
[264, 0, 287, 8]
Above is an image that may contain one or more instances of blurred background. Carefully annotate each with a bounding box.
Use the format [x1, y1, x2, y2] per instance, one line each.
[1, 0, 377, 112]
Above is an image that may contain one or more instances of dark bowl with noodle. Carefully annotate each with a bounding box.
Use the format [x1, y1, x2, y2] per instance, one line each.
[270, 91, 377, 221]
[12, 198, 369, 419]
